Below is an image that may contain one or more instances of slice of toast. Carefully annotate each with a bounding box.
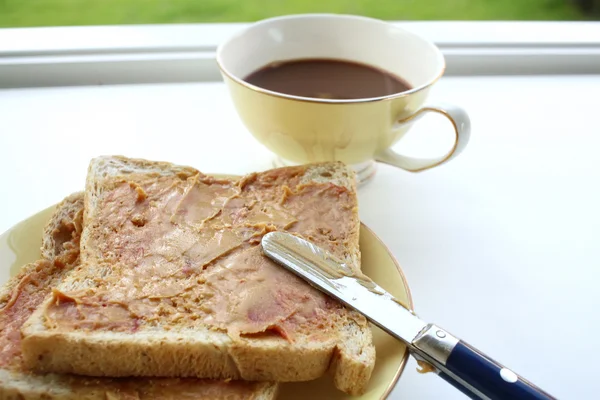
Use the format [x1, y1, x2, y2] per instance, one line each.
[0, 193, 277, 400]
[21, 156, 376, 395]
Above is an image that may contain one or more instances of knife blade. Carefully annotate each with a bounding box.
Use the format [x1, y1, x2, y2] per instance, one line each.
[261, 231, 555, 400]
[260, 229, 428, 344]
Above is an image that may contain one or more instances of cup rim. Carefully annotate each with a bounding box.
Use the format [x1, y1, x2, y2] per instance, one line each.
[216, 13, 446, 104]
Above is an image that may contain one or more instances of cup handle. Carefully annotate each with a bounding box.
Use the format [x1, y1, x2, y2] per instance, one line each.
[375, 103, 471, 172]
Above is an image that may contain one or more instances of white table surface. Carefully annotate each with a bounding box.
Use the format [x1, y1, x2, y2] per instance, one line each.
[1, 76, 599, 399]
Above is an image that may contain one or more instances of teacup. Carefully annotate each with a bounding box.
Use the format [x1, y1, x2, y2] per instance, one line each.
[217, 14, 470, 182]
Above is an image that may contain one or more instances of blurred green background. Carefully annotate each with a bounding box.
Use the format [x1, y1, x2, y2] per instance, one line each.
[0, 0, 593, 28]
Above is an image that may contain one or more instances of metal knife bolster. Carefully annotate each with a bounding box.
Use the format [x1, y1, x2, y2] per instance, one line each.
[411, 324, 460, 367]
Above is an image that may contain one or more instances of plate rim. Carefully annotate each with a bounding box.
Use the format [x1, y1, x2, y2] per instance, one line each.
[360, 223, 413, 399]
[1, 206, 413, 400]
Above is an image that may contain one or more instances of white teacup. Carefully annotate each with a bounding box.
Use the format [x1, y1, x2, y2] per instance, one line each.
[218, 14, 470, 182]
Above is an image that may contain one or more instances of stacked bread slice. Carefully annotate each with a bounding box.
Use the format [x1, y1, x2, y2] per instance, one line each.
[2, 156, 375, 399]
[0, 192, 278, 399]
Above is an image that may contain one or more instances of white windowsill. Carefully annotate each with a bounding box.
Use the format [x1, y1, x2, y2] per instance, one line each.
[1, 21, 600, 88]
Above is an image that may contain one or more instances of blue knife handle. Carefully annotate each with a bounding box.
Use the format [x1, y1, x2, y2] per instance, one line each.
[412, 325, 555, 400]
[438, 370, 481, 399]
[443, 341, 553, 400]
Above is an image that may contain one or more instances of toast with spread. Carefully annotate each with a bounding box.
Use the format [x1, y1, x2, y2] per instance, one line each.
[0, 192, 278, 400]
[21, 156, 376, 395]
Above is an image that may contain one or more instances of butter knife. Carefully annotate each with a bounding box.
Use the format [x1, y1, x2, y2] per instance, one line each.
[261, 232, 554, 400]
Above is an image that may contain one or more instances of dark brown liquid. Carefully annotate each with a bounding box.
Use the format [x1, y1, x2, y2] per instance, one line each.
[244, 58, 411, 100]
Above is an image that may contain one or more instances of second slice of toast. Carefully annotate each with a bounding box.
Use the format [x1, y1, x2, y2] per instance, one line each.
[1, 192, 277, 400]
[21, 156, 376, 395]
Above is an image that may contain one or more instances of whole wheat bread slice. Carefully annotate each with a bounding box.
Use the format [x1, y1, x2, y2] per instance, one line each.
[0, 193, 277, 400]
[21, 156, 375, 395]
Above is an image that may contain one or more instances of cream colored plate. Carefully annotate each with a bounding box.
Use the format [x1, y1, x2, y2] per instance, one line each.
[0, 206, 413, 400]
